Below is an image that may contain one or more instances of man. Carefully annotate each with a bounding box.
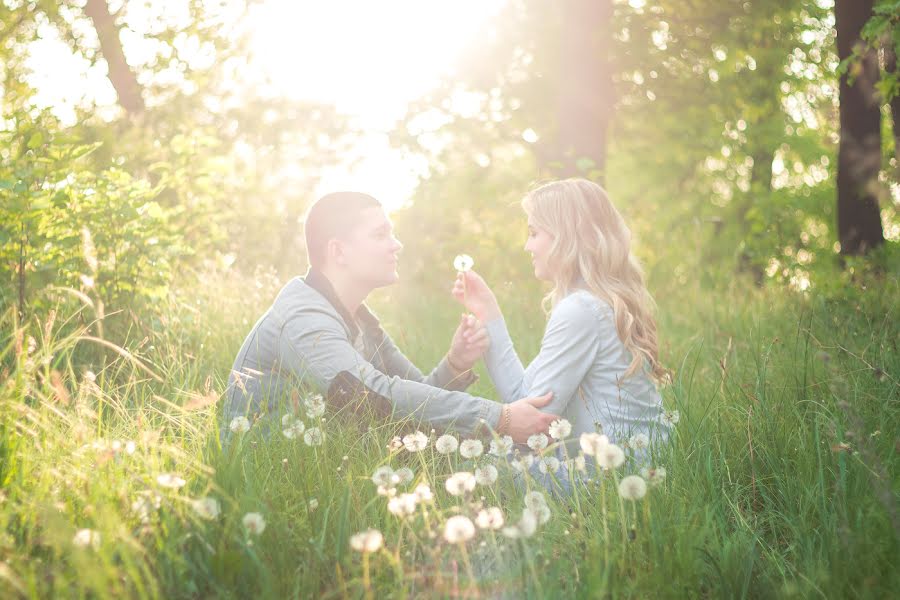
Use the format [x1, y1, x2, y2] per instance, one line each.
[222, 192, 556, 442]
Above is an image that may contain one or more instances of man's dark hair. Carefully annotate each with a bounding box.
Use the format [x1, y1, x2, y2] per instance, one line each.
[304, 192, 381, 268]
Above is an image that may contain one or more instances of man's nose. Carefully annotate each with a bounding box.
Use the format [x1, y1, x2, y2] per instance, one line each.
[392, 237, 403, 253]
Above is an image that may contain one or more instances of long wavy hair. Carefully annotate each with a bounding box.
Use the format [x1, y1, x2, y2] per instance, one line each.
[522, 178, 668, 383]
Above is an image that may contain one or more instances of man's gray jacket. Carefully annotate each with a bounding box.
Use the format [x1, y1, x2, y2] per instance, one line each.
[222, 269, 502, 439]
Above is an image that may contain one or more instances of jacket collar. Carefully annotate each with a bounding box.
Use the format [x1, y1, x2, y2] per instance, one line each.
[303, 268, 381, 342]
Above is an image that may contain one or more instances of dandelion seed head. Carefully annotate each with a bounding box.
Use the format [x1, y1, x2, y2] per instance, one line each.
[640, 466, 667, 487]
[445, 471, 476, 496]
[459, 439, 484, 459]
[435, 434, 459, 454]
[303, 427, 325, 446]
[475, 507, 505, 529]
[549, 419, 572, 440]
[387, 493, 418, 517]
[527, 433, 548, 451]
[618, 475, 648, 500]
[229, 416, 251, 434]
[371, 466, 395, 487]
[538, 455, 560, 474]
[414, 483, 434, 503]
[489, 435, 514, 456]
[659, 409, 680, 426]
[304, 394, 326, 418]
[72, 528, 101, 549]
[579, 432, 609, 456]
[350, 528, 383, 553]
[524, 491, 547, 511]
[453, 254, 474, 272]
[402, 431, 429, 452]
[596, 443, 625, 469]
[474, 464, 498, 486]
[444, 515, 476, 543]
[394, 467, 414, 486]
[242, 512, 266, 535]
[191, 497, 221, 520]
[628, 433, 650, 450]
[156, 473, 186, 489]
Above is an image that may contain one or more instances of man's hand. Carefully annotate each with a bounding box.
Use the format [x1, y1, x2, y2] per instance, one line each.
[448, 314, 489, 372]
[505, 392, 558, 443]
[451, 270, 502, 323]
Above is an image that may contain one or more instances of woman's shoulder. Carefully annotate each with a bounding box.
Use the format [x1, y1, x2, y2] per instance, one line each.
[552, 289, 613, 325]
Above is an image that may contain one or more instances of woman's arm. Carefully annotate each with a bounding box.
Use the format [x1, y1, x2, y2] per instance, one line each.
[486, 293, 606, 414]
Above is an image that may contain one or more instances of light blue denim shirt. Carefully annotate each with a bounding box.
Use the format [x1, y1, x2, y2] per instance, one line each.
[484, 289, 669, 459]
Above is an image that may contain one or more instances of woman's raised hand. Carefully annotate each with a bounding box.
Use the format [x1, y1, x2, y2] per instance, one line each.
[451, 270, 502, 322]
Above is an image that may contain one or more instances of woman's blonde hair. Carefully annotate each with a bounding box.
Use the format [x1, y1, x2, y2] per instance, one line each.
[522, 178, 668, 383]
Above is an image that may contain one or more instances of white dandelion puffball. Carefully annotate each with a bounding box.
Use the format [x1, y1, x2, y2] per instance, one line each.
[303, 427, 325, 447]
[445, 471, 476, 496]
[444, 515, 476, 543]
[489, 435, 514, 456]
[569, 454, 587, 473]
[388, 436, 403, 451]
[72, 528, 101, 549]
[596, 443, 625, 469]
[640, 466, 667, 487]
[304, 394, 326, 419]
[414, 483, 434, 503]
[242, 512, 266, 535]
[549, 419, 572, 440]
[660, 409, 680, 426]
[156, 473, 186, 489]
[538, 455, 561, 475]
[453, 254, 474, 272]
[402, 431, 429, 453]
[229, 416, 250, 434]
[579, 432, 609, 456]
[528, 503, 551, 525]
[475, 507, 505, 530]
[629, 433, 650, 450]
[523, 490, 547, 511]
[371, 466, 396, 487]
[388, 493, 418, 517]
[192, 497, 221, 520]
[308, 498, 319, 511]
[510, 453, 535, 472]
[618, 475, 648, 500]
[527, 433, 548, 451]
[459, 439, 484, 459]
[350, 529, 383, 553]
[475, 465, 498, 486]
[282, 416, 305, 439]
[394, 467, 414, 486]
[435, 434, 459, 454]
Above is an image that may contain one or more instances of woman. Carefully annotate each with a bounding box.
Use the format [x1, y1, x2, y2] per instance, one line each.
[453, 178, 671, 480]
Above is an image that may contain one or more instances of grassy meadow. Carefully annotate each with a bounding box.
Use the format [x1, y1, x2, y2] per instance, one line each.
[0, 257, 897, 600]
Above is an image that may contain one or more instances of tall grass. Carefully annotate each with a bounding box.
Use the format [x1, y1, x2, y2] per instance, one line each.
[0, 263, 897, 598]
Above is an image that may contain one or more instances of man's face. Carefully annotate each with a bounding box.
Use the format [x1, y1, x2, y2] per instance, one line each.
[336, 206, 403, 288]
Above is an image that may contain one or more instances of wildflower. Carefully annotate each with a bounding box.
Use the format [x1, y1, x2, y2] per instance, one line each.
[282, 415, 306, 439]
[156, 473, 186, 489]
[131, 490, 162, 523]
[394, 467, 414, 486]
[414, 483, 434, 503]
[510, 453, 535, 472]
[538, 455, 560, 474]
[596, 443, 625, 469]
[618, 475, 647, 500]
[453, 254, 474, 272]
[567, 454, 587, 473]
[489, 435, 514, 456]
[475, 465, 498, 486]
[528, 503, 551, 525]
[444, 515, 476, 543]
[308, 498, 319, 511]
[387, 436, 403, 451]
[388, 493, 418, 517]
[628, 433, 650, 450]
[402, 431, 429, 453]
[304, 394, 326, 418]
[659, 410, 680, 426]
[191, 497, 221, 520]
[350, 529, 383, 553]
[640, 466, 667, 487]
[459, 439, 484, 459]
[72, 528, 101, 549]
[242, 512, 266, 535]
[124, 440, 136, 455]
[524, 491, 547, 511]
[475, 507, 505, 530]
[371, 466, 396, 487]
[435, 434, 459, 454]
[229, 416, 251, 434]
[549, 419, 572, 440]
[527, 433, 548, 451]
[303, 427, 325, 446]
[579, 432, 609, 456]
[445, 472, 476, 496]
[502, 508, 537, 539]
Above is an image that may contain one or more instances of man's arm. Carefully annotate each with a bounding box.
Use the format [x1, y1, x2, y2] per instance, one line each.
[373, 330, 478, 392]
[279, 313, 496, 436]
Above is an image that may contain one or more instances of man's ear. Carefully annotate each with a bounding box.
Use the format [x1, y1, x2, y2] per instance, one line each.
[326, 238, 346, 266]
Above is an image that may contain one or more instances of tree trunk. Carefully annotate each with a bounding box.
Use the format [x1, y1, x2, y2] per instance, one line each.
[884, 44, 900, 165]
[835, 0, 884, 255]
[554, 0, 613, 184]
[84, 0, 144, 116]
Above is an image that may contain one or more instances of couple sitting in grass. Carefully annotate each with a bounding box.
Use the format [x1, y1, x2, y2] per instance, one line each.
[222, 178, 671, 489]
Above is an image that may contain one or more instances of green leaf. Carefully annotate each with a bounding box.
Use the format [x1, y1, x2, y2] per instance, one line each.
[27, 133, 43, 149]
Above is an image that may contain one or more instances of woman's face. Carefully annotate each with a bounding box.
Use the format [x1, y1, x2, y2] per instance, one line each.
[524, 216, 554, 281]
